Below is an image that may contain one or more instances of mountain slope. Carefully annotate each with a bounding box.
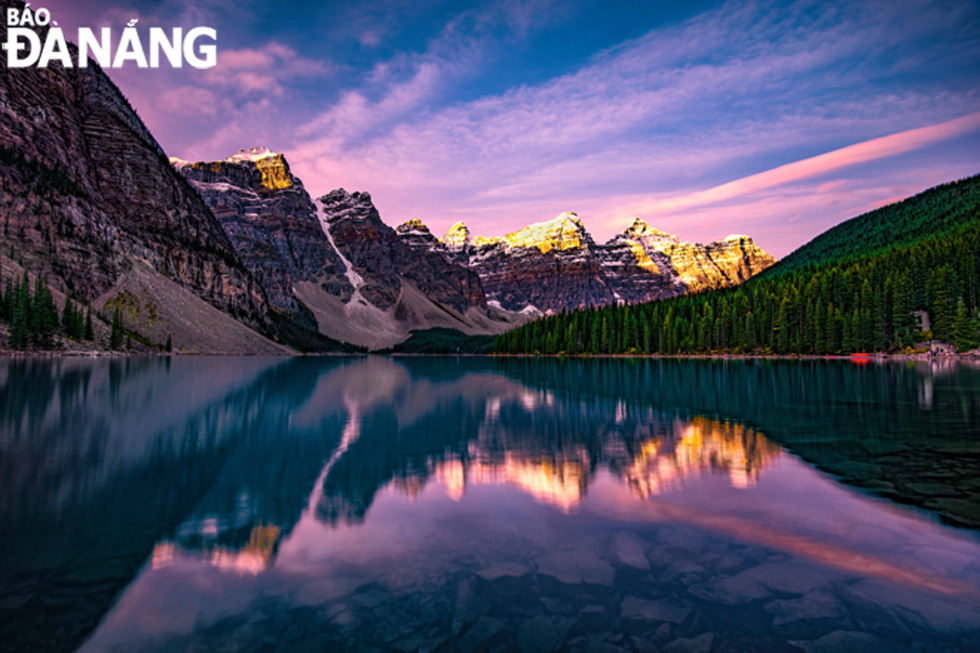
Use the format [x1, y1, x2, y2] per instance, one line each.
[174, 147, 353, 329]
[766, 174, 980, 276]
[0, 6, 282, 352]
[305, 189, 520, 348]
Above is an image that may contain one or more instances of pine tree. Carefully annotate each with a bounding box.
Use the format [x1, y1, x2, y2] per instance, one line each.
[775, 298, 790, 354]
[110, 305, 124, 349]
[62, 296, 73, 335]
[891, 271, 914, 348]
[873, 287, 888, 351]
[1, 277, 11, 323]
[10, 274, 31, 349]
[841, 310, 854, 353]
[954, 299, 975, 352]
[165, 334, 173, 353]
[84, 307, 94, 341]
[931, 265, 956, 341]
[825, 300, 837, 354]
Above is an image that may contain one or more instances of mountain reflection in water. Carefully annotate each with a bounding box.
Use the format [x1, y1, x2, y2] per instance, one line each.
[1, 356, 979, 652]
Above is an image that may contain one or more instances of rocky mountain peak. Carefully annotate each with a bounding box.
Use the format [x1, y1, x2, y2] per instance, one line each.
[396, 218, 432, 235]
[395, 218, 443, 254]
[174, 147, 296, 192]
[624, 217, 650, 236]
[225, 146, 278, 163]
[618, 218, 679, 244]
[482, 211, 591, 254]
[175, 151, 354, 322]
[441, 222, 472, 252]
[227, 147, 293, 191]
[318, 189, 380, 225]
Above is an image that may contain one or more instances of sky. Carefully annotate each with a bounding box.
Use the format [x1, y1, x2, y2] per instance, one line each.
[42, 0, 980, 257]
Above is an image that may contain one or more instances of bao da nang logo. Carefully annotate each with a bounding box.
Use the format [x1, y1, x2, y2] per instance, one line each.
[4, 4, 216, 69]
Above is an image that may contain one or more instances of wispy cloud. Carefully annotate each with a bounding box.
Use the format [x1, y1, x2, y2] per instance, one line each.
[69, 0, 979, 256]
[623, 112, 980, 217]
[204, 42, 330, 96]
[281, 0, 979, 255]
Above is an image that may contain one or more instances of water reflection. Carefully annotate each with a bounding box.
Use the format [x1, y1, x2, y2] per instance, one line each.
[1, 356, 979, 652]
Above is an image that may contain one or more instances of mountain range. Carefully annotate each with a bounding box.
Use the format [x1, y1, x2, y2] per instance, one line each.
[0, 12, 773, 353]
[172, 147, 774, 348]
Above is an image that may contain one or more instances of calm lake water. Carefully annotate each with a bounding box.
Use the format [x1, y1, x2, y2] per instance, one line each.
[1, 356, 979, 652]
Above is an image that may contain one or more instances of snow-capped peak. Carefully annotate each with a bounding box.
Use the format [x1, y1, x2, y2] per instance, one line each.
[441, 221, 472, 250]
[619, 217, 679, 242]
[225, 147, 280, 164]
[495, 212, 588, 253]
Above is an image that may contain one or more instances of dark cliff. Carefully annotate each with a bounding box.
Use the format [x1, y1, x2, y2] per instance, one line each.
[0, 3, 270, 336]
[320, 189, 486, 314]
[175, 148, 353, 329]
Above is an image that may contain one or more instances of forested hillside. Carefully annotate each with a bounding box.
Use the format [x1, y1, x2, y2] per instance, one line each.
[766, 174, 980, 276]
[495, 177, 980, 356]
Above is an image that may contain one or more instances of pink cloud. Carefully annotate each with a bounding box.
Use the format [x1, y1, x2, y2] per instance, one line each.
[157, 86, 219, 115]
[626, 112, 980, 217]
[204, 43, 330, 97]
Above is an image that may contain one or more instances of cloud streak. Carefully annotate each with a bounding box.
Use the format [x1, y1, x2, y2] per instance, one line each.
[628, 112, 980, 217]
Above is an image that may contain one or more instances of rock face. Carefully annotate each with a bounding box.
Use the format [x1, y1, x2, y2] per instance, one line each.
[172, 149, 519, 349]
[320, 189, 487, 315]
[304, 188, 516, 348]
[434, 215, 775, 313]
[174, 148, 353, 328]
[599, 218, 776, 303]
[0, 9, 268, 332]
[448, 213, 615, 313]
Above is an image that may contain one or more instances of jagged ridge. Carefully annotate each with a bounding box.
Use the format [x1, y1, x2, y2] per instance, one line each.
[393, 213, 775, 313]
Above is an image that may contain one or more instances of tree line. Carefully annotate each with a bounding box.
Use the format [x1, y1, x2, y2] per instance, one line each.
[495, 221, 980, 356]
[0, 271, 98, 349]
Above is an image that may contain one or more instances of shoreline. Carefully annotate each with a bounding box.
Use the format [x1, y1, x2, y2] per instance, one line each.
[477, 351, 980, 361]
[6, 350, 976, 361]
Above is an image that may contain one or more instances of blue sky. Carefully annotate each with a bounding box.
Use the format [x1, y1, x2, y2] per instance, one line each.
[45, 0, 980, 256]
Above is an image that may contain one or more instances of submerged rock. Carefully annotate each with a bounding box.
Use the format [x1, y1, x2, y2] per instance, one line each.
[535, 550, 616, 586]
[764, 588, 847, 639]
[620, 596, 692, 624]
[729, 561, 847, 595]
[452, 578, 491, 636]
[476, 562, 531, 581]
[687, 573, 773, 606]
[516, 614, 576, 652]
[613, 532, 651, 570]
[790, 630, 891, 652]
[663, 632, 713, 653]
[457, 616, 508, 650]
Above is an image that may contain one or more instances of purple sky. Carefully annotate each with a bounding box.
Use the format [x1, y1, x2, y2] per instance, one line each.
[42, 0, 980, 257]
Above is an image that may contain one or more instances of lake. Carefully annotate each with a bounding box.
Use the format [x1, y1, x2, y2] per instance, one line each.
[1, 356, 979, 652]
